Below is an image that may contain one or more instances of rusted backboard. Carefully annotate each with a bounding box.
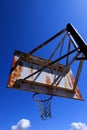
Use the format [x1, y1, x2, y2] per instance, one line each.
[8, 50, 83, 100]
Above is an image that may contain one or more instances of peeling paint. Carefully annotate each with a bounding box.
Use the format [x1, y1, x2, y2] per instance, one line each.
[46, 76, 51, 85]
[8, 64, 22, 87]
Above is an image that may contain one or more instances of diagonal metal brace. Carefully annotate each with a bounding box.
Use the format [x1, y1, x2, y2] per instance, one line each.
[23, 49, 77, 80]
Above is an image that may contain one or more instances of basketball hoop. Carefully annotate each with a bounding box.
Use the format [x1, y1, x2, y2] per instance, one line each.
[33, 93, 53, 120]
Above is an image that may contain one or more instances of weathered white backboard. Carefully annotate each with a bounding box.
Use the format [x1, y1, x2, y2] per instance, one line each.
[8, 50, 83, 100]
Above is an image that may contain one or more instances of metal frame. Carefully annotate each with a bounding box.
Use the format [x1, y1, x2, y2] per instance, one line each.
[8, 23, 86, 100]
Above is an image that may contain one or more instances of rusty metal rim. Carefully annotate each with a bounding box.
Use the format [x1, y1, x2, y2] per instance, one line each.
[32, 93, 53, 102]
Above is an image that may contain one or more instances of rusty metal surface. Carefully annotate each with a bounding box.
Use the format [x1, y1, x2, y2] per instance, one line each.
[8, 50, 83, 100]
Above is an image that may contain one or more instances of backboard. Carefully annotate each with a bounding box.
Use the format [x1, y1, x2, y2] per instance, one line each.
[8, 50, 82, 100]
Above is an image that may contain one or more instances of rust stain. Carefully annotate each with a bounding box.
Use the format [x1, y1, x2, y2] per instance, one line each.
[12, 57, 17, 67]
[13, 66, 22, 77]
[8, 76, 15, 87]
[18, 66, 22, 71]
[13, 73, 18, 77]
[15, 68, 18, 72]
[8, 65, 22, 87]
[75, 87, 82, 99]
[64, 79, 68, 88]
[69, 72, 75, 87]
[15, 66, 22, 72]
[17, 65, 22, 72]
[46, 76, 51, 85]
[66, 75, 73, 88]
[30, 68, 34, 79]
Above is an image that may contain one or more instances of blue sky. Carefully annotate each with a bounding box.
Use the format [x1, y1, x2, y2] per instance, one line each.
[0, 0, 87, 130]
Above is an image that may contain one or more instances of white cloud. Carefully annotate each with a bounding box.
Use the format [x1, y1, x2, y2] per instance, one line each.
[70, 122, 87, 130]
[11, 119, 30, 130]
